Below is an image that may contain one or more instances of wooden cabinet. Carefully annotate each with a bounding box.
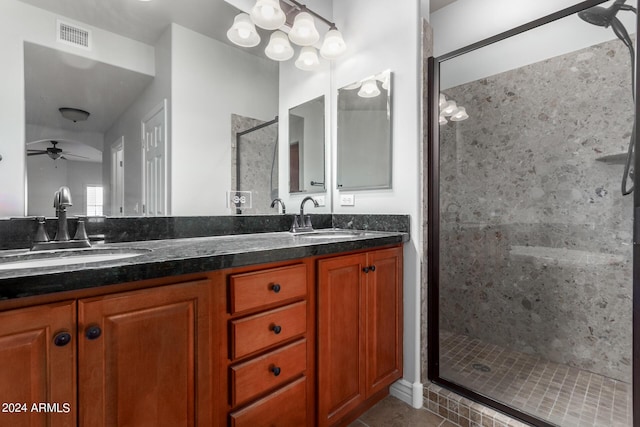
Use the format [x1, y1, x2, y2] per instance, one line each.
[78, 280, 211, 426]
[223, 263, 314, 427]
[0, 279, 211, 427]
[318, 246, 403, 427]
[0, 301, 76, 427]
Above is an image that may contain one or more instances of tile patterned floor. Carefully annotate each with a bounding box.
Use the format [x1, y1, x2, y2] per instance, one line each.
[439, 331, 632, 427]
[351, 396, 456, 427]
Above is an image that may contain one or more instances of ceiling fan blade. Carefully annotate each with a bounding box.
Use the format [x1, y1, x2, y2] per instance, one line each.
[61, 152, 90, 159]
[27, 151, 48, 156]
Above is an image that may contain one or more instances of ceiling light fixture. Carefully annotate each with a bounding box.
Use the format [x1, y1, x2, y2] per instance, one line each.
[59, 107, 90, 123]
[227, 0, 347, 70]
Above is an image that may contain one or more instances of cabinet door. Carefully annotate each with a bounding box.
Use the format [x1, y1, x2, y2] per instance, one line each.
[365, 247, 403, 397]
[0, 301, 76, 427]
[317, 253, 367, 427]
[78, 280, 212, 427]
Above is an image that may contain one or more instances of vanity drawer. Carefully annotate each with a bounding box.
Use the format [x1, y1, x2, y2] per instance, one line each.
[230, 339, 307, 406]
[230, 264, 307, 314]
[229, 376, 307, 427]
[231, 301, 307, 359]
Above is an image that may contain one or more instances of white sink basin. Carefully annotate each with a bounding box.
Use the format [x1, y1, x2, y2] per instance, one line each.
[0, 248, 151, 271]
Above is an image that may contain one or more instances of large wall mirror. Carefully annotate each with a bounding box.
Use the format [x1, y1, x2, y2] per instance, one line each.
[428, 1, 636, 425]
[337, 69, 392, 190]
[2, 0, 282, 218]
[289, 95, 325, 194]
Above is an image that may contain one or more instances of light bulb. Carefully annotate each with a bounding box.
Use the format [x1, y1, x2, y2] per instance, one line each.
[227, 13, 260, 48]
[295, 46, 320, 71]
[265, 31, 294, 61]
[250, 0, 286, 30]
[238, 28, 250, 39]
[261, 4, 275, 19]
[320, 29, 346, 60]
[289, 12, 320, 46]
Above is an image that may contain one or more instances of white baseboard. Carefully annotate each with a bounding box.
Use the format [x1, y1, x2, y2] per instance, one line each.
[389, 379, 424, 409]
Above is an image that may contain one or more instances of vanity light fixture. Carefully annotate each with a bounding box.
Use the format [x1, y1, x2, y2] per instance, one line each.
[441, 100, 458, 116]
[250, 0, 286, 30]
[227, 13, 261, 47]
[439, 115, 448, 125]
[288, 11, 320, 46]
[59, 107, 90, 123]
[227, 0, 347, 69]
[295, 46, 320, 70]
[265, 31, 294, 61]
[358, 77, 381, 98]
[450, 107, 469, 121]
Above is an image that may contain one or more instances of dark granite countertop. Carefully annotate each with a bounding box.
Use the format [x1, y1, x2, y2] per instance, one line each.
[0, 230, 408, 300]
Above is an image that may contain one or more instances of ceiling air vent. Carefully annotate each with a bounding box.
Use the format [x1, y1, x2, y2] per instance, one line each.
[57, 20, 91, 50]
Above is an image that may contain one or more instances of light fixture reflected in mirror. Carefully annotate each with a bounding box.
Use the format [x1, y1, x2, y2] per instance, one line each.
[450, 107, 469, 121]
[59, 107, 90, 122]
[438, 93, 469, 124]
[358, 77, 381, 98]
[226, 13, 261, 47]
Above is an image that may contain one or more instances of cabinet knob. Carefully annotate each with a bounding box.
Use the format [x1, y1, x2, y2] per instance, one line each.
[271, 283, 281, 293]
[362, 266, 369, 273]
[271, 324, 282, 334]
[370, 265, 376, 272]
[270, 366, 281, 377]
[53, 331, 72, 347]
[85, 325, 102, 340]
[363, 265, 376, 273]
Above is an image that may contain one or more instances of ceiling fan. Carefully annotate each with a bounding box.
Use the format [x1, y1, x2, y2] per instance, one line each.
[27, 141, 89, 161]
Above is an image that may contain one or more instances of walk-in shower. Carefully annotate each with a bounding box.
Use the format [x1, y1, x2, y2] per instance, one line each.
[232, 116, 279, 214]
[428, 1, 637, 426]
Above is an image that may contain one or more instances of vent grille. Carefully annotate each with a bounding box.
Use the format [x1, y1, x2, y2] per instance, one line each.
[57, 20, 91, 49]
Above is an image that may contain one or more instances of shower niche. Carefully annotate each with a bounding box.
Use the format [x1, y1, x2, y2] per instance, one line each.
[428, 1, 636, 426]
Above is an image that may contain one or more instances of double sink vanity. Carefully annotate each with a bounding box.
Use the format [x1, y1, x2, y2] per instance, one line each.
[0, 215, 408, 427]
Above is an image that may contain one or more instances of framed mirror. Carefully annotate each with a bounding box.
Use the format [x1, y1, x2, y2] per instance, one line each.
[337, 69, 392, 190]
[288, 95, 325, 194]
[1, 0, 280, 218]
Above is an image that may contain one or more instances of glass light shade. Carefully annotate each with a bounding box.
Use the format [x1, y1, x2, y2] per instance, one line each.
[450, 106, 469, 121]
[439, 94, 447, 109]
[320, 29, 346, 59]
[250, 0, 286, 30]
[441, 100, 458, 116]
[439, 115, 448, 125]
[265, 31, 294, 61]
[295, 46, 320, 71]
[358, 78, 380, 98]
[227, 13, 260, 47]
[289, 12, 320, 46]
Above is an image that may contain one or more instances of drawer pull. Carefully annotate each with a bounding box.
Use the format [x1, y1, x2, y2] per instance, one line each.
[53, 331, 72, 347]
[271, 324, 282, 334]
[270, 366, 281, 377]
[85, 325, 102, 340]
[271, 283, 281, 293]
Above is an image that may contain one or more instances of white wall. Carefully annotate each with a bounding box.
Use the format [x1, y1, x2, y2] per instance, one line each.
[0, 0, 155, 217]
[171, 24, 279, 215]
[332, 0, 423, 404]
[104, 26, 171, 216]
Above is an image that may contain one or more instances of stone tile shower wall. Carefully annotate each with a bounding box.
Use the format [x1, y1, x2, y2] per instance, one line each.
[231, 114, 279, 214]
[439, 37, 633, 382]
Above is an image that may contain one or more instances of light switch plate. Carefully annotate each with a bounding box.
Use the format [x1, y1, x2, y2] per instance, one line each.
[340, 194, 355, 206]
[314, 196, 325, 207]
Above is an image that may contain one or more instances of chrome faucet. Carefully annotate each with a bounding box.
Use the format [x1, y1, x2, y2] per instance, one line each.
[270, 198, 286, 214]
[291, 196, 319, 233]
[31, 186, 90, 250]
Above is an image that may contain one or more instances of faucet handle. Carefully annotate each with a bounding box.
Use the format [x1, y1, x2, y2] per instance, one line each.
[33, 217, 50, 243]
[73, 219, 89, 241]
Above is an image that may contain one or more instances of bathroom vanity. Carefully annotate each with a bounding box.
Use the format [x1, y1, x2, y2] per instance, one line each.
[0, 229, 406, 427]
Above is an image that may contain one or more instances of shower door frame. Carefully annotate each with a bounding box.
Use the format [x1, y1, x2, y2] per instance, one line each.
[426, 0, 639, 425]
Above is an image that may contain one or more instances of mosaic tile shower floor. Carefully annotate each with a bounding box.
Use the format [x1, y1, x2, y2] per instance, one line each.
[439, 331, 631, 427]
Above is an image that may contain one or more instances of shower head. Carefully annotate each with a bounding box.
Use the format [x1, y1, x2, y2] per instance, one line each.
[578, 0, 628, 27]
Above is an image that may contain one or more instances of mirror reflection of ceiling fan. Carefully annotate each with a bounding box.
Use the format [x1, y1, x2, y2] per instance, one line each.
[27, 141, 89, 161]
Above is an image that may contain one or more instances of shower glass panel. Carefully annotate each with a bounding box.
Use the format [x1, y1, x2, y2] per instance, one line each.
[435, 2, 635, 425]
[233, 118, 279, 214]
